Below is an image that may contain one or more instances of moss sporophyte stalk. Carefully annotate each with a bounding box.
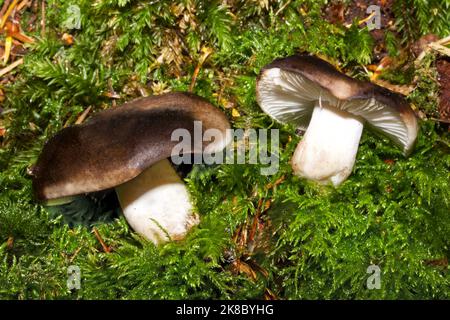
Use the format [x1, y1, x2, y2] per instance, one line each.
[0, 0, 449, 299]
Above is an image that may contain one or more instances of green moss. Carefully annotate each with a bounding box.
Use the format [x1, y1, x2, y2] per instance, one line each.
[393, 0, 450, 43]
[0, 0, 448, 299]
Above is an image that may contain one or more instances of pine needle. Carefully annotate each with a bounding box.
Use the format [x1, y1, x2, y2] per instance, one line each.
[0, 57, 23, 77]
[0, 0, 19, 29]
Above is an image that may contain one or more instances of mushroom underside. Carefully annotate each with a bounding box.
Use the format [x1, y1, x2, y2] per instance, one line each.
[257, 67, 417, 186]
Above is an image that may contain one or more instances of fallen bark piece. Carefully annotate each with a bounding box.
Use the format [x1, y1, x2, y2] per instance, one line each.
[436, 58, 450, 122]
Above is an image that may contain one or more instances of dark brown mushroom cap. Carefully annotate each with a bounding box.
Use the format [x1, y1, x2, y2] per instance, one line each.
[256, 54, 418, 154]
[32, 92, 230, 201]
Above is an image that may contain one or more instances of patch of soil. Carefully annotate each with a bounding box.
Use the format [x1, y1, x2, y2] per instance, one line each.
[436, 58, 450, 122]
[324, 0, 397, 62]
[411, 34, 440, 57]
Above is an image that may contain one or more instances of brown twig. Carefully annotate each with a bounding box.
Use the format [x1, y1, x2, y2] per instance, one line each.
[40, 0, 45, 36]
[0, 0, 19, 29]
[11, 31, 34, 43]
[424, 257, 448, 267]
[27, 13, 37, 31]
[6, 236, 14, 249]
[248, 199, 263, 243]
[436, 35, 450, 46]
[429, 117, 450, 124]
[264, 288, 278, 300]
[275, 0, 291, 16]
[69, 247, 82, 263]
[75, 106, 92, 125]
[344, 11, 376, 28]
[17, 0, 30, 12]
[428, 42, 450, 57]
[0, 57, 23, 77]
[3, 35, 12, 64]
[0, 0, 12, 18]
[372, 78, 415, 96]
[416, 35, 450, 63]
[189, 47, 213, 92]
[369, 56, 392, 81]
[357, 11, 376, 26]
[233, 259, 257, 280]
[92, 227, 111, 253]
[265, 175, 285, 190]
[0, 38, 22, 46]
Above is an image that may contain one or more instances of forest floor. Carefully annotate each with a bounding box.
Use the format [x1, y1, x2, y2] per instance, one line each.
[0, 0, 449, 299]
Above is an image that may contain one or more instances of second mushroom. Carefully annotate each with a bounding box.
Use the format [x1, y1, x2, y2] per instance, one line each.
[31, 92, 231, 244]
[256, 54, 419, 186]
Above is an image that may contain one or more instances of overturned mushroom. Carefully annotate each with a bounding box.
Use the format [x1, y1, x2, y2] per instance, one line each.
[256, 54, 418, 186]
[31, 92, 231, 244]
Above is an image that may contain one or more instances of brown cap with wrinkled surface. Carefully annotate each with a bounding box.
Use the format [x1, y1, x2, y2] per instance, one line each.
[256, 54, 418, 154]
[32, 92, 230, 201]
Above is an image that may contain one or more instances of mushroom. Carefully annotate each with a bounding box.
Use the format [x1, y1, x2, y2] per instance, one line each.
[256, 54, 418, 186]
[31, 92, 231, 244]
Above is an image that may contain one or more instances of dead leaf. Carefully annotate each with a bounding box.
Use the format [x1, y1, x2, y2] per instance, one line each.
[231, 108, 240, 118]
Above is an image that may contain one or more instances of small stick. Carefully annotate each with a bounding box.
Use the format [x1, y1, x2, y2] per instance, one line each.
[0, 0, 19, 29]
[239, 223, 247, 248]
[189, 47, 213, 92]
[0, 0, 12, 19]
[357, 11, 376, 26]
[428, 42, 450, 57]
[264, 288, 278, 300]
[0, 57, 23, 77]
[265, 175, 285, 190]
[372, 78, 414, 96]
[344, 11, 376, 28]
[416, 35, 450, 63]
[275, 0, 291, 17]
[6, 236, 14, 249]
[0, 38, 22, 46]
[69, 247, 82, 263]
[16, 0, 27, 11]
[75, 106, 92, 125]
[17, 0, 30, 12]
[429, 117, 450, 124]
[248, 198, 264, 242]
[40, 0, 45, 36]
[370, 56, 392, 81]
[436, 35, 450, 46]
[3, 35, 12, 64]
[11, 31, 34, 43]
[103, 91, 121, 99]
[232, 225, 241, 244]
[92, 227, 111, 253]
[424, 258, 448, 267]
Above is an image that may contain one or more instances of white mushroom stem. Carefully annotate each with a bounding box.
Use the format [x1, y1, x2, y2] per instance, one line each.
[115, 159, 198, 244]
[291, 101, 364, 186]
